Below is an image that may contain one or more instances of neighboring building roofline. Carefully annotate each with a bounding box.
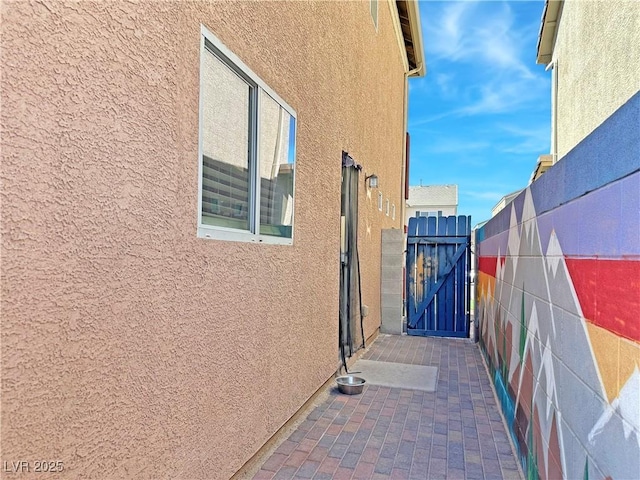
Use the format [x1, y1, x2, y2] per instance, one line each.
[396, 0, 426, 76]
[536, 0, 564, 64]
[491, 188, 524, 217]
[529, 154, 555, 184]
[406, 184, 458, 207]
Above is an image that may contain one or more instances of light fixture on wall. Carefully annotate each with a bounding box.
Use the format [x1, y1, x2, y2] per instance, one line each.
[365, 173, 379, 189]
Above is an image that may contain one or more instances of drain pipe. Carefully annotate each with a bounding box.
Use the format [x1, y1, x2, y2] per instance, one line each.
[546, 59, 558, 163]
[400, 62, 424, 334]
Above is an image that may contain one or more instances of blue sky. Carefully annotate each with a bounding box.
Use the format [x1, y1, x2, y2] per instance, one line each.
[408, 0, 551, 224]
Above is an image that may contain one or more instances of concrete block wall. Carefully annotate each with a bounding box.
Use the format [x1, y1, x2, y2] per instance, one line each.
[475, 92, 640, 479]
[381, 229, 405, 335]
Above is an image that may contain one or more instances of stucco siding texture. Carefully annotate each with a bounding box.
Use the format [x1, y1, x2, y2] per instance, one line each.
[554, 0, 640, 159]
[1, 1, 406, 479]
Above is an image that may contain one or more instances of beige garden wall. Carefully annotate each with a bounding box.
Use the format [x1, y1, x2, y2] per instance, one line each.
[1, 1, 408, 478]
[553, 0, 640, 159]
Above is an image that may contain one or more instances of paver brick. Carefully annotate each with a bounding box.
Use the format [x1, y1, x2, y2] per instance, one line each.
[431, 444, 447, 459]
[371, 473, 390, 480]
[308, 446, 329, 462]
[317, 434, 336, 448]
[316, 456, 339, 474]
[335, 431, 355, 445]
[261, 452, 288, 472]
[502, 467, 522, 478]
[333, 415, 348, 426]
[275, 440, 297, 455]
[306, 426, 327, 441]
[284, 450, 308, 467]
[253, 335, 523, 480]
[390, 467, 411, 479]
[288, 429, 306, 442]
[353, 430, 371, 442]
[379, 443, 398, 459]
[311, 473, 332, 480]
[360, 446, 380, 464]
[343, 422, 360, 433]
[345, 439, 367, 455]
[483, 460, 503, 476]
[253, 470, 273, 480]
[327, 442, 348, 458]
[394, 452, 414, 470]
[340, 452, 360, 468]
[273, 465, 298, 479]
[402, 429, 418, 441]
[373, 456, 394, 475]
[298, 438, 317, 453]
[366, 435, 384, 449]
[428, 457, 447, 476]
[352, 461, 375, 479]
[333, 466, 355, 479]
[361, 418, 376, 429]
[295, 460, 320, 479]
[447, 467, 466, 479]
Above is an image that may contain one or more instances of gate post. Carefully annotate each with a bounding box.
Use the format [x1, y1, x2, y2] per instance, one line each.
[381, 229, 405, 335]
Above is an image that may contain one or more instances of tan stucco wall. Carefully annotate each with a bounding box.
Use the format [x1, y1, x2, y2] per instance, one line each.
[553, 0, 640, 159]
[1, 1, 407, 479]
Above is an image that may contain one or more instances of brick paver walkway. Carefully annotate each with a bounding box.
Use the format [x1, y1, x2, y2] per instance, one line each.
[253, 334, 522, 479]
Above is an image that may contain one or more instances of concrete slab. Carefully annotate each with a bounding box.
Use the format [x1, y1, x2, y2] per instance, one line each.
[351, 359, 438, 392]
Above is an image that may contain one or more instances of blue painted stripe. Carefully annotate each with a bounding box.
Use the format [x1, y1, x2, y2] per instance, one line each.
[480, 171, 640, 258]
[533, 90, 640, 216]
[537, 171, 640, 258]
[477, 229, 510, 258]
[482, 90, 640, 240]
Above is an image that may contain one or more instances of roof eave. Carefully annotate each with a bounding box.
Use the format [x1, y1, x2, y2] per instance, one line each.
[397, 0, 426, 77]
[536, 0, 563, 64]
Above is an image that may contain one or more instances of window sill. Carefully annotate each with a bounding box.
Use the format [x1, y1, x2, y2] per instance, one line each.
[197, 226, 293, 245]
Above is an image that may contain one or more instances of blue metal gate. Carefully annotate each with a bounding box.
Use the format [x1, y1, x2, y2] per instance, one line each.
[406, 215, 471, 337]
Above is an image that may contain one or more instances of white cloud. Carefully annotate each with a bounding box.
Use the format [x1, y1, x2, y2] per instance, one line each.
[425, 138, 490, 154]
[463, 190, 505, 201]
[434, 73, 459, 99]
[438, 1, 472, 59]
[460, 76, 547, 115]
[409, 74, 548, 127]
[496, 122, 551, 154]
[411, 0, 549, 127]
[425, 1, 534, 78]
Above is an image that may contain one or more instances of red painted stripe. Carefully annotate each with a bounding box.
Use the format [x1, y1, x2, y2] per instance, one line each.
[478, 256, 506, 278]
[479, 257, 498, 277]
[565, 258, 640, 343]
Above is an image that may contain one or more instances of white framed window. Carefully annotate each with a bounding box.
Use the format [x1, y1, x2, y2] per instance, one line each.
[370, 0, 378, 30]
[198, 25, 297, 245]
[385, 199, 390, 216]
[378, 192, 383, 211]
[391, 204, 396, 220]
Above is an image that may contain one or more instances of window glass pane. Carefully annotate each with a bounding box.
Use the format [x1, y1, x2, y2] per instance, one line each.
[259, 92, 295, 238]
[201, 47, 251, 231]
[371, 0, 378, 28]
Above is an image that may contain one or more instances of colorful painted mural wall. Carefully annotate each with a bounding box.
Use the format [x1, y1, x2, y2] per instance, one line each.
[476, 91, 640, 480]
